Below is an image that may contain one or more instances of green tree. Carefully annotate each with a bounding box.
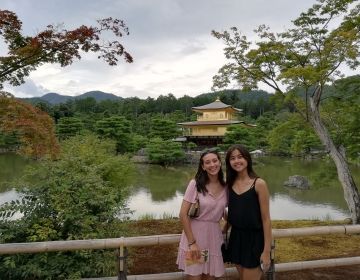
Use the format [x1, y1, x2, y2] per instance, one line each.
[212, 0, 360, 223]
[178, 95, 194, 118]
[52, 101, 75, 123]
[222, 125, 257, 151]
[0, 92, 59, 159]
[0, 130, 19, 149]
[95, 116, 131, 153]
[35, 101, 53, 115]
[119, 97, 143, 118]
[56, 117, 84, 140]
[167, 110, 187, 123]
[132, 113, 151, 136]
[128, 133, 148, 153]
[267, 123, 293, 155]
[0, 10, 132, 89]
[252, 112, 277, 149]
[74, 97, 97, 114]
[146, 137, 185, 166]
[155, 93, 178, 114]
[0, 134, 134, 279]
[322, 75, 360, 162]
[291, 130, 322, 156]
[267, 114, 321, 156]
[95, 99, 121, 115]
[149, 117, 179, 140]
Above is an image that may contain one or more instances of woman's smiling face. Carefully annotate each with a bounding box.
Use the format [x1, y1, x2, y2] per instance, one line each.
[202, 152, 221, 176]
[229, 149, 248, 173]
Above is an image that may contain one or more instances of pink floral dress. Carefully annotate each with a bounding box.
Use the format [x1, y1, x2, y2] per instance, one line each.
[176, 179, 228, 277]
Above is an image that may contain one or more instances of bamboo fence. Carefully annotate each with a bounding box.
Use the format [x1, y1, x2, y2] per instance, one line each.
[0, 224, 360, 279]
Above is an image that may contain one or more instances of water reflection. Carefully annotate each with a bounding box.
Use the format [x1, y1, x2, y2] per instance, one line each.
[128, 189, 348, 220]
[128, 157, 358, 220]
[0, 189, 18, 204]
[0, 153, 30, 192]
[0, 154, 358, 221]
[128, 189, 184, 219]
[130, 164, 193, 202]
[270, 193, 347, 220]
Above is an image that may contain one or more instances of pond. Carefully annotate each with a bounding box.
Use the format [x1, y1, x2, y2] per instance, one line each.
[1, 153, 359, 221]
[127, 157, 359, 220]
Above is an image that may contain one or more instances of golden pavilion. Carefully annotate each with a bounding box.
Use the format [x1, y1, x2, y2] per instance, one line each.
[178, 98, 249, 146]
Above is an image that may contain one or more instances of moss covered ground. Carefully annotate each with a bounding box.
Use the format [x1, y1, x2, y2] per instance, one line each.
[123, 219, 360, 279]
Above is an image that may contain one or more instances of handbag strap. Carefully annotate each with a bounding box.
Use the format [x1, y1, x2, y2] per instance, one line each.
[224, 208, 228, 242]
[195, 189, 199, 201]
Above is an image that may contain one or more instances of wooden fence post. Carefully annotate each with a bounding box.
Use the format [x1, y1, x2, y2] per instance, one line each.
[265, 239, 276, 280]
[116, 237, 128, 280]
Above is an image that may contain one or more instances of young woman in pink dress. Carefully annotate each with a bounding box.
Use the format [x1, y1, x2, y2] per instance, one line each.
[177, 149, 227, 279]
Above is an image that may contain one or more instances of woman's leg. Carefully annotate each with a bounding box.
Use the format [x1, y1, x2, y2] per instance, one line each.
[235, 265, 262, 280]
[241, 267, 262, 280]
[235, 264, 244, 280]
[201, 274, 216, 280]
[186, 275, 202, 280]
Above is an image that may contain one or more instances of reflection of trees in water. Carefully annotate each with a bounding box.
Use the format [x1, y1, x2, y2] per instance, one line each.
[310, 165, 338, 189]
[1, 156, 358, 212]
[133, 164, 194, 201]
[283, 185, 348, 211]
[253, 157, 356, 211]
[131, 157, 359, 210]
[0, 154, 31, 192]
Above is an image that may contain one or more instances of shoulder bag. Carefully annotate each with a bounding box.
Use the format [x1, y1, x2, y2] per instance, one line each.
[187, 191, 200, 218]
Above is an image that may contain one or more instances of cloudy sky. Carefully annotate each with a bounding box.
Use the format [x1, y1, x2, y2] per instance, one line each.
[2, 0, 320, 99]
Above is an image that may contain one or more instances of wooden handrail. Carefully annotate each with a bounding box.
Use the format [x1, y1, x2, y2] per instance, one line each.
[0, 234, 179, 254]
[0, 225, 360, 255]
[82, 257, 360, 279]
[1, 224, 360, 280]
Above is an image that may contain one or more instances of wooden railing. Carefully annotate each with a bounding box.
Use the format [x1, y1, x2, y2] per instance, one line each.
[1, 224, 360, 280]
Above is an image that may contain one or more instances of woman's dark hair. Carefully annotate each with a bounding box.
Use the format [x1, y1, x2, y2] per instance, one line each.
[195, 149, 225, 194]
[225, 144, 258, 188]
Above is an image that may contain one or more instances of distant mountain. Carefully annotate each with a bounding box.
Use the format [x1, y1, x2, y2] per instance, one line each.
[193, 89, 272, 107]
[75, 91, 120, 101]
[23, 91, 122, 105]
[41, 92, 72, 104]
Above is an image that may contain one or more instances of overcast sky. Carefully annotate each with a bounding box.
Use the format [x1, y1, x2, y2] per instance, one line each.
[2, 0, 320, 99]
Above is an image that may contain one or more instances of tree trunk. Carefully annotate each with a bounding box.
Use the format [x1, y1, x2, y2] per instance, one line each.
[308, 97, 360, 224]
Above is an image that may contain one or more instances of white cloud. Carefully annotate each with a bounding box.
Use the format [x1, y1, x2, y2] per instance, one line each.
[1, 0, 347, 99]
[4, 79, 49, 98]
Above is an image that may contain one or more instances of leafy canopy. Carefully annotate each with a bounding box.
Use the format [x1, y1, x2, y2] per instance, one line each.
[211, 0, 359, 112]
[146, 137, 185, 167]
[0, 92, 59, 158]
[0, 10, 133, 89]
[0, 134, 134, 279]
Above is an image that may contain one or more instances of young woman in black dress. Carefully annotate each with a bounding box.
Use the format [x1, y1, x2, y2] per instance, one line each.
[225, 144, 272, 280]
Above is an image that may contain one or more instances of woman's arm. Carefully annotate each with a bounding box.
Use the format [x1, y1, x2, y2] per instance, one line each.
[256, 178, 272, 270]
[179, 200, 196, 245]
[179, 182, 201, 259]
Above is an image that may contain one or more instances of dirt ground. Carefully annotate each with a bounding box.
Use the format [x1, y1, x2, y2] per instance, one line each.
[128, 243, 360, 280]
[126, 220, 360, 280]
[274, 266, 360, 280]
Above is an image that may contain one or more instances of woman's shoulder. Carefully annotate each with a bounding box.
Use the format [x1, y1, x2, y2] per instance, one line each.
[254, 177, 268, 190]
[187, 179, 197, 189]
[189, 178, 196, 185]
[255, 177, 266, 184]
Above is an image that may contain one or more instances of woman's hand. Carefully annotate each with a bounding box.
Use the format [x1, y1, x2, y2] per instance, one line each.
[260, 251, 271, 272]
[189, 243, 201, 260]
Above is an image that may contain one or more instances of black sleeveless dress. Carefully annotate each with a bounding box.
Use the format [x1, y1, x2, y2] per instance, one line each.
[227, 178, 264, 268]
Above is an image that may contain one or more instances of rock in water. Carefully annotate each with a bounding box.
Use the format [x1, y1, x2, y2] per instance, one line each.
[283, 175, 310, 189]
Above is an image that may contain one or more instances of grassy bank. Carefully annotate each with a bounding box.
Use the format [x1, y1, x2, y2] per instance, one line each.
[123, 218, 360, 275]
